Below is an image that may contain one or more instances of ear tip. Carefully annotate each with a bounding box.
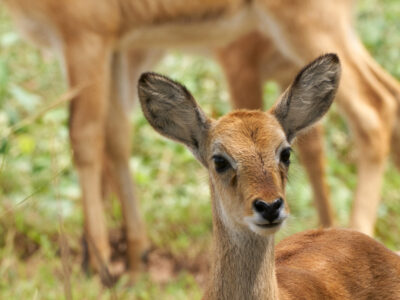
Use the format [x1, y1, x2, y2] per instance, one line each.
[319, 53, 341, 72]
[312, 53, 342, 82]
[138, 72, 159, 87]
[322, 53, 340, 63]
[138, 72, 150, 83]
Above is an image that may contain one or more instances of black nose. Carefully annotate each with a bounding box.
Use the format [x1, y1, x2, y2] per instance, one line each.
[253, 198, 283, 223]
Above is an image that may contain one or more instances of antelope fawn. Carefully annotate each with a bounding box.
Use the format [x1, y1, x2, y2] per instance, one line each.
[3, 0, 400, 278]
[138, 54, 400, 300]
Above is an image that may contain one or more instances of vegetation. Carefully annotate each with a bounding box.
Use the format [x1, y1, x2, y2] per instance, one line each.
[0, 0, 399, 298]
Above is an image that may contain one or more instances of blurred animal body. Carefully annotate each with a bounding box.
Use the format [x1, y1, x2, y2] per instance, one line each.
[4, 0, 400, 278]
[138, 56, 400, 300]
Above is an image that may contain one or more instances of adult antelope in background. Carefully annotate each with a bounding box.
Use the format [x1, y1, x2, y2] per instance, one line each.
[138, 54, 400, 300]
[3, 0, 400, 279]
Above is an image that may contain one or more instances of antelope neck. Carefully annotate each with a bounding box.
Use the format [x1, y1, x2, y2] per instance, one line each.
[204, 184, 279, 300]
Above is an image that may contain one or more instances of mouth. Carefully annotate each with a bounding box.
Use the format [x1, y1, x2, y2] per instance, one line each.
[255, 222, 282, 229]
[244, 214, 288, 235]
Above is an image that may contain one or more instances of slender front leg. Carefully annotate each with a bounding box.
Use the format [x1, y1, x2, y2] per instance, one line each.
[105, 102, 146, 276]
[105, 49, 163, 276]
[65, 33, 112, 281]
[340, 64, 394, 234]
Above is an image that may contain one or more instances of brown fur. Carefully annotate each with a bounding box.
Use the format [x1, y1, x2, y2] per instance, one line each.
[138, 65, 400, 300]
[276, 229, 400, 299]
[3, 0, 400, 279]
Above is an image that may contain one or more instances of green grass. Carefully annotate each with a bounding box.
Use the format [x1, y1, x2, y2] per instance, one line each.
[1, 0, 400, 299]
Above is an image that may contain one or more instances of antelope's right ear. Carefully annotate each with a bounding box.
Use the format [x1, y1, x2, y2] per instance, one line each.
[138, 72, 211, 164]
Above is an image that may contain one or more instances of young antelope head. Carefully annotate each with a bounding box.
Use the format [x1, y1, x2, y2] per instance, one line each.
[138, 54, 340, 237]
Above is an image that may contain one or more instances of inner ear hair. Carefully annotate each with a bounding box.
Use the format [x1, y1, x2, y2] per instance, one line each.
[138, 72, 211, 163]
[272, 53, 341, 142]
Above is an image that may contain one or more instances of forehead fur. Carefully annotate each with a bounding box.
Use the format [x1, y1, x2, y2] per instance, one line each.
[210, 110, 286, 154]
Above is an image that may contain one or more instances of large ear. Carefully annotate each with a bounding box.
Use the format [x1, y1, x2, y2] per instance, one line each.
[138, 72, 211, 164]
[272, 53, 341, 142]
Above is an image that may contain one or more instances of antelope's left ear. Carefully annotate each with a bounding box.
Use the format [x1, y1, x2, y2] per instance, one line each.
[272, 53, 341, 142]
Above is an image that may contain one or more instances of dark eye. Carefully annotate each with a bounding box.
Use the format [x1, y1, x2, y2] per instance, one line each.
[212, 155, 231, 173]
[280, 147, 291, 166]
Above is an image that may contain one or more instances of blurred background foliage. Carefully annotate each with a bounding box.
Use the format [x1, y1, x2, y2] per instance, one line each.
[0, 0, 400, 299]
